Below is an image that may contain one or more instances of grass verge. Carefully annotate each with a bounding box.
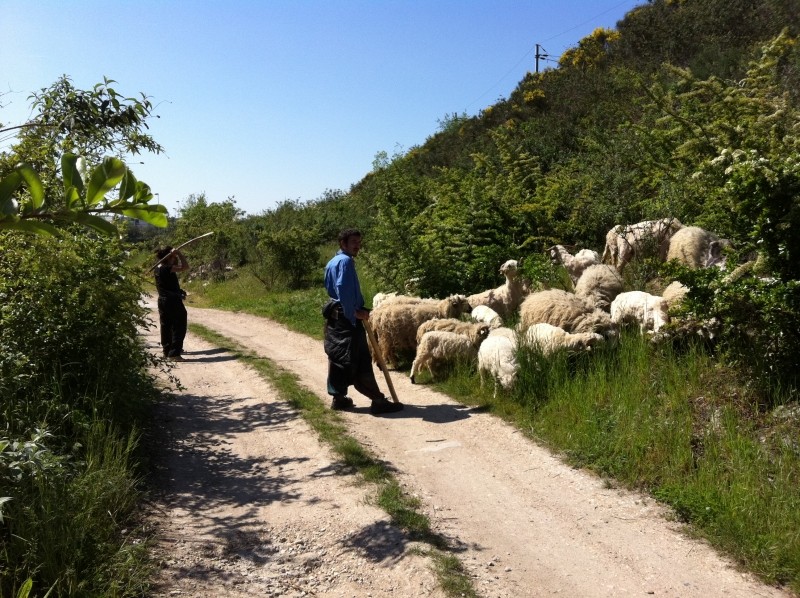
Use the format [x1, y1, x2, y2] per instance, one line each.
[188, 323, 478, 598]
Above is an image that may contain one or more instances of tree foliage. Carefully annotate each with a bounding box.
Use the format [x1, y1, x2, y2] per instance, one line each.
[0, 76, 165, 235]
[170, 193, 246, 278]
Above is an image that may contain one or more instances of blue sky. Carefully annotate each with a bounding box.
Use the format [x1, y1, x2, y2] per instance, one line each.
[1, 0, 643, 217]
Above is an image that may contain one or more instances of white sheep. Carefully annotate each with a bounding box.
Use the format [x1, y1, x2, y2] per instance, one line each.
[369, 295, 472, 368]
[486, 326, 517, 342]
[666, 226, 729, 269]
[466, 259, 528, 319]
[548, 245, 601, 286]
[573, 264, 624, 312]
[601, 218, 683, 271]
[470, 304, 503, 329]
[518, 289, 618, 340]
[477, 327, 519, 397]
[410, 330, 482, 383]
[523, 322, 604, 356]
[610, 290, 670, 335]
[415, 318, 490, 345]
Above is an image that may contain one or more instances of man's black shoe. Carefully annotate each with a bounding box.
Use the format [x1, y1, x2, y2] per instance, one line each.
[331, 395, 355, 410]
[370, 398, 404, 414]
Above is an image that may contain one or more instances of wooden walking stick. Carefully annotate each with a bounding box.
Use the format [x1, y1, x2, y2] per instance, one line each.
[363, 318, 400, 403]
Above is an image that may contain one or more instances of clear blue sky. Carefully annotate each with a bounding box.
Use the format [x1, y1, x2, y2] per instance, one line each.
[1, 0, 643, 217]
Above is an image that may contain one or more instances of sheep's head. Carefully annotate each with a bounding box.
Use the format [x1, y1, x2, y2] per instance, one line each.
[587, 332, 605, 348]
[547, 246, 563, 264]
[583, 311, 618, 342]
[570, 332, 605, 352]
[500, 259, 519, 278]
[706, 239, 732, 269]
[441, 294, 472, 318]
[472, 323, 491, 345]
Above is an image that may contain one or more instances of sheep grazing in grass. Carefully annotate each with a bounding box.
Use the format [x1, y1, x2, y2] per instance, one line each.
[573, 264, 624, 312]
[369, 294, 472, 369]
[470, 304, 503, 329]
[523, 322, 604, 356]
[477, 327, 519, 397]
[410, 330, 483, 384]
[610, 290, 670, 335]
[666, 226, 730, 269]
[415, 318, 490, 346]
[518, 289, 618, 340]
[602, 218, 683, 271]
[548, 245, 601, 286]
[466, 259, 527, 319]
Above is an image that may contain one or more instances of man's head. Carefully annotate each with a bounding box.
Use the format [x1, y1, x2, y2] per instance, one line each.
[338, 228, 362, 257]
[155, 246, 177, 266]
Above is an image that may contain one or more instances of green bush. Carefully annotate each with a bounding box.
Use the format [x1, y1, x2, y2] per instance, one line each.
[253, 226, 322, 290]
[0, 231, 153, 441]
[0, 231, 156, 596]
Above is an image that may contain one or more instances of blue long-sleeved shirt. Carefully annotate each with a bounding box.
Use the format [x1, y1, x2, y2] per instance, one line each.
[324, 249, 364, 326]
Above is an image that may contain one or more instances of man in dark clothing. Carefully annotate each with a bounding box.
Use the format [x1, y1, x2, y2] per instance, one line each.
[323, 229, 403, 415]
[154, 246, 189, 361]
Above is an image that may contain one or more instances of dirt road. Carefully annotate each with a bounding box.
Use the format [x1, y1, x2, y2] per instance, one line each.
[145, 302, 790, 597]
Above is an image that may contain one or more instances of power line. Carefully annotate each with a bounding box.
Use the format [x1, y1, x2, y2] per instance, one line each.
[464, 0, 638, 112]
[541, 0, 635, 43]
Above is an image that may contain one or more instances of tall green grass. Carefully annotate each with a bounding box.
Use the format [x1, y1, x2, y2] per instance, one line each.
[1, 422, 150, 598]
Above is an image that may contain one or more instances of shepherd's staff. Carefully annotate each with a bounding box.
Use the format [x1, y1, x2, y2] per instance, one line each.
[363, 318, 400, 404]
[148, 231, 215, 271]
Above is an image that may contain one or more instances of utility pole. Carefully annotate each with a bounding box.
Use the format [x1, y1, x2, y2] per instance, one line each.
[535, 43, 549, 73]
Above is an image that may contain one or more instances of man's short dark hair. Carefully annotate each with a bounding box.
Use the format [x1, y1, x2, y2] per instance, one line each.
[338, 228, 362, 244]
[155, 246, 173, 260]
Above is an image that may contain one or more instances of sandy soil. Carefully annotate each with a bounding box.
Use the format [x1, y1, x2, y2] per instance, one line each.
[143, 300, 791, 598]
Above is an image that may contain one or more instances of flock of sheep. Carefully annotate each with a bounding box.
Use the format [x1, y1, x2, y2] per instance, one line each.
[367, 218, 730, 396]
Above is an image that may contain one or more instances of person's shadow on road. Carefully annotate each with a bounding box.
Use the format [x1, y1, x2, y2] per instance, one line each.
[179, 348, 238, 363]
[351, 402, 479, 423]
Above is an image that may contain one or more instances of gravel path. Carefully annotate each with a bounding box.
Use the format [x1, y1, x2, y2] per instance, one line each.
[144, 301, 791, 597]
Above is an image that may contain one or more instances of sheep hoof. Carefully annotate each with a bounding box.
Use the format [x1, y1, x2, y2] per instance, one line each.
[410, 375, 416, 384]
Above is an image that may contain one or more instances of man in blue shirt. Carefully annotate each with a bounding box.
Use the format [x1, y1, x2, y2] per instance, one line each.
[323, 229, 403, 414]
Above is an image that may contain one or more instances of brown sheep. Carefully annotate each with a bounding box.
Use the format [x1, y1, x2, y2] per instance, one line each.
[369, 295, 472, 369]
